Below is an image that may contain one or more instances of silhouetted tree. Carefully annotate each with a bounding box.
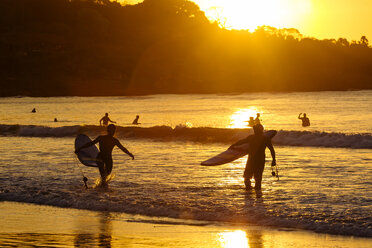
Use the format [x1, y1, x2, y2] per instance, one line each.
[360, 36, 369, 46]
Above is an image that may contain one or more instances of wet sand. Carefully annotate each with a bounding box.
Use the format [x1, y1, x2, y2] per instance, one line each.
[0, 201, 371, 248]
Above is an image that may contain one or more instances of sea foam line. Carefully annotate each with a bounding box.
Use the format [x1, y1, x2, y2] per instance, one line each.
[0, 124, 371, 149]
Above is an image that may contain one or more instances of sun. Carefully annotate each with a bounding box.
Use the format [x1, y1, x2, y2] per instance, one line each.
[228, 108, 260, 129]
[196, 0, 312, 31]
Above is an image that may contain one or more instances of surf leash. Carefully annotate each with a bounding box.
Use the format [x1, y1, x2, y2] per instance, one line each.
[73, 154, 89, 189]
[271, 163, 279, 181]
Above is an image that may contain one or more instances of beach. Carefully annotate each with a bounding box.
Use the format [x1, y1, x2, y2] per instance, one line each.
[0, 92, 371, 246]
[1, 201, 371, 248]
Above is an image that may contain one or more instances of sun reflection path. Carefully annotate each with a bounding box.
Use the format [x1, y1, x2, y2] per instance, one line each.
[219, 230, 249, 248]
[228, 108, 260, 129]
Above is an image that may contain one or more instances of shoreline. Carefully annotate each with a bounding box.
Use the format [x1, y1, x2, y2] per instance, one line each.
[1, 201, 371, 247]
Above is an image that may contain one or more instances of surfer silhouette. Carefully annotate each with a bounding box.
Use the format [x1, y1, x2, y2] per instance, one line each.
[255, 113, 261, 125]
[31, 108, 36, 113]
[75, 124, 134, 183]
[298, 113, 310, 127]
[248, 117, 255, 127]
[230, 124, 276, 190]
[100, 113, 116, 126]
[132, 115, 140, 125]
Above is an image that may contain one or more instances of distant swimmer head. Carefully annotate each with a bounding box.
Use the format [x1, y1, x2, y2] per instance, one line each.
[253, 124, 264, 135]
[107, 124, 116, 136]
[303, 113, 307, 117]
[105, 113, 109, 116]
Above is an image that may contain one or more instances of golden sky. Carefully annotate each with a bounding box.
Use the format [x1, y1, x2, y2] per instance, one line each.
[122, 0, 372, 41]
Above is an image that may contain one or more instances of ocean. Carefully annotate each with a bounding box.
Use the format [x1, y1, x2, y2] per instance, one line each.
[0, 91, 371, 239]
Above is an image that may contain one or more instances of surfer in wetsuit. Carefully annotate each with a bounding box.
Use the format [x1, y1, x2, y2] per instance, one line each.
[100, 113, 116, 126]
[75, 124, 134, 182]
[230, 124, 276, 190]
[255, 113, 261, 125]
[132, 115, 140, 125]
[248, 117, 255, 127]
[298, 113, 310, 127]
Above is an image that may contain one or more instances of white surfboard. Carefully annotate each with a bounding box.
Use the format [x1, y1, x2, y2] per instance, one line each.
[201, 130, 277, 166]
[74, 134, 101, 167]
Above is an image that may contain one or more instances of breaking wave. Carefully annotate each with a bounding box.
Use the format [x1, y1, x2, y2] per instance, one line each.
[1, 124, 372, 149]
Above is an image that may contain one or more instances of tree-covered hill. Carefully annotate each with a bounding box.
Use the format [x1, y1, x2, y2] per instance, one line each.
[1, 0, 371, 96]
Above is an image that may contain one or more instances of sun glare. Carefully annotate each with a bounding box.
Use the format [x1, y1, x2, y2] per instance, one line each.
[198, 0, 312, 31]
[219, 230, 249, 248]
[229, 108, 259, 129]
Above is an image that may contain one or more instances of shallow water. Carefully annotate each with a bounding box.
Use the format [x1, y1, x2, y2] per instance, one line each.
[0, 91, 372, 237]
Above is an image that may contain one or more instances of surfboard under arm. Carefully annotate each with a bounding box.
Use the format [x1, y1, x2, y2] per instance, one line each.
[201, 130, 277, 166]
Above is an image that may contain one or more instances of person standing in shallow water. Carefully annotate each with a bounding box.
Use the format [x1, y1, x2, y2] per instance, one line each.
[254, 113, 261, 125]
[248, 117, 255, 127]
[230, 124, 276, 190]
[75, 124, 134, 182]
[100, 113, 116, 126]
[298, 113, 310, 127]
[132, 115, 140, 125]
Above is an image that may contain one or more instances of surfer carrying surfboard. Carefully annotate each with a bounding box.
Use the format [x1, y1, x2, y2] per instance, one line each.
[75, 124, 134, 182]
[230, 124, 276, 190]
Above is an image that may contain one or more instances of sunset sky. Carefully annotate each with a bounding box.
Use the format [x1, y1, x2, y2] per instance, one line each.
[123, 0, 372, 41]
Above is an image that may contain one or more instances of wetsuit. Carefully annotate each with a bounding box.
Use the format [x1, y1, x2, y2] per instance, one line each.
[94, 135, 121, 178]
[100, 116, 110, 126]
[299, 117, 310, 127]
[235, 134, 274, 189]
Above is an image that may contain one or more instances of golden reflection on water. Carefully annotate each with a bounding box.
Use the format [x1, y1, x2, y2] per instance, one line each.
[229, 109, 260, 129]
[219, 230, 249, 248]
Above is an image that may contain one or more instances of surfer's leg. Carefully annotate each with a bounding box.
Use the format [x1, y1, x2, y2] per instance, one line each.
[253, 163, 265, 190]
[244, 166, 253, 190]
[98, 162, 106, 179]
[254, 174, 262, 189]
[96, 153, 107, 180]
[244, 177, 252, 190]
[105, 158, 113, 176]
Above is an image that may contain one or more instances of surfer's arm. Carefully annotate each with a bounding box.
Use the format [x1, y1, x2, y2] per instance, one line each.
[108, 118, 116, 124]
[116, 140, 134, 159]
[267, 141, 276, 166]
[298, 113, 302, 119]
[75, 137, 100, 153]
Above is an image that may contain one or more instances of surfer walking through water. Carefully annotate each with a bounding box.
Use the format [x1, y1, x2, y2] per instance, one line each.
[230, 124, 276, 190]
[100, 113, 116, 126]
[75, 124, 134, 183]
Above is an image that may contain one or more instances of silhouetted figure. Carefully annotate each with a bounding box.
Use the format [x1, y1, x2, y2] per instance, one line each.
[54, 118, 58, 122]
[132, 115, 140, 125]
[75, 124, 134, 182]
[248, 117, 255, 127]
[230, 124, 276, 190]
[255, 113, 261, 125]
[100, 113, 116, 126]
[298, 113, 310, 127]
[31, 108, 36, 113]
